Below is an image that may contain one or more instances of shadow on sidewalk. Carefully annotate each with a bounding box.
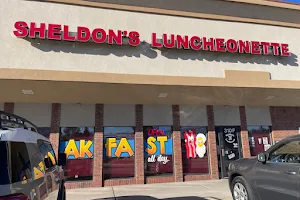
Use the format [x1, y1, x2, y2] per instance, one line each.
[96, 196, 224, 200]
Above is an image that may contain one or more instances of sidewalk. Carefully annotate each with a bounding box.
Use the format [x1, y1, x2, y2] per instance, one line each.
[66, 179, 232, 200]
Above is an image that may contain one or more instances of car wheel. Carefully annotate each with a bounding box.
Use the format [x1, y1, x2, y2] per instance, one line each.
[231, 176, 254, 200]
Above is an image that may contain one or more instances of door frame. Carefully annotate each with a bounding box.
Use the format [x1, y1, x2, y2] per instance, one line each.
[215, 126, 243, 179]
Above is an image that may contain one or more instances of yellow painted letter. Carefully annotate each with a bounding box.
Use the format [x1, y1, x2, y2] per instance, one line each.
[64, 139, 80, 159]
[115, 138, 134, 157]
[80, 140, 93, 158]
[157, 136, 168, 154]
[105, 138, 117, 157]
[145, 137, 157, 155]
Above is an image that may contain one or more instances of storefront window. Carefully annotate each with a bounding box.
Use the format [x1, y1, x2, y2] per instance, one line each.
[144, 126, 173, 176]
[248, 126, 272, 156]
[103, 127, 135, 179]
[59, 127, 95, 181]
[180, 126, 209, 174]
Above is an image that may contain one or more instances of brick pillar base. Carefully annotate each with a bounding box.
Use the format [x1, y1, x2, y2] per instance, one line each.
[239, 106, 250, 158]
[172, 105, 183, 182]
[50, 103, 61, 157]
[93, 104, 104, 187]
[207, 105, 219, 179]
[135, 105, 145, 184]
[4, 102, 14, 113]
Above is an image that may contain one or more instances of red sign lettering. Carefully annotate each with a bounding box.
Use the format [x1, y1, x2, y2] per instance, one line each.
[13, 21, 291, 57]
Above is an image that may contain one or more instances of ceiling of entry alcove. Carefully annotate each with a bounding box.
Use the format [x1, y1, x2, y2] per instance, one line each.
[1, 79, 300, 106]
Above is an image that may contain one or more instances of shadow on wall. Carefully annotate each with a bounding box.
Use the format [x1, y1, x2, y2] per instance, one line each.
[25, 38, 299, 67]
[97, 196, 223, 200]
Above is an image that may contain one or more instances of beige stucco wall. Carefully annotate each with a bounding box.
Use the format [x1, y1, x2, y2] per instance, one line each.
[0, 0, 300, 81]
[179, 105, 207, 126]
[104, 104, 135, 126]
[0, 103, 4, 111]
[214, 106, 241, 126]
[14, 103, 52, 127]
[143, 105, 173, 125]
[245, 106, 272, 126]
[60, 104, 95, 127]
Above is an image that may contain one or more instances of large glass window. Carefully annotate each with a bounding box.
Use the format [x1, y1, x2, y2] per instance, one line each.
[248, 126, 272, 156]
[144, 126, 173, 176]
[59, 127, 95, 181]
[103, 127, 135, 179]
[180, 126, 209, 174]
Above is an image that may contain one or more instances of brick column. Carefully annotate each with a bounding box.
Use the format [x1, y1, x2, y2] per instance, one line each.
[135, 104, 144, 185]
[207, 105, 219, 179]
[172, 105, 183, 182]
[239, 106, 250, 158]
[93, 104, 104, 187]
[4, 102, 14, 113]
[50, 103, 61, 157]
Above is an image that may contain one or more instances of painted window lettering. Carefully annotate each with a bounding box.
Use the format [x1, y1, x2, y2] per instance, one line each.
[60, 139, 94, 159]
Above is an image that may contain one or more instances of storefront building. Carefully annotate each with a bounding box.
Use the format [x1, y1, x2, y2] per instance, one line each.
[1, 0, 300, 189]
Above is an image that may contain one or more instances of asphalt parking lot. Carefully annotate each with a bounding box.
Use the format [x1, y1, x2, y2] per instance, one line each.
[67, 179, 232, 200]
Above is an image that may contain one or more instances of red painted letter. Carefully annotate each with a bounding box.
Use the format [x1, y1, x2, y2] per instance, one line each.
[29, 22, 46, 39]
[260, 42, 270, 55]
[63, 25, 76, 41]
[176, 35, 189, 49]
[108, 30, 122, 45]
[251, 41, 261, 55]
[280, 43, 290, 57]
[238, 40, 251, 54]
[13, 21, 28, 38]
[92, 28, 106, 43]
[163, 34, 175, 48]
[151, 33, 162, 48]
[215, 38, 225, 52]
[226, 39, 238, 53]
[189, 36, 201, 50]
[47, 24, 61, 40]
[202, 37, 214, 51]
[270, 43, 280, 56]
[77, 26, 91, 42]
[128, 31, 140, 46]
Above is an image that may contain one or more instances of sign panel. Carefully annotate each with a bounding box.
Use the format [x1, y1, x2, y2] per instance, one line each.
[13, 21, 291, 57]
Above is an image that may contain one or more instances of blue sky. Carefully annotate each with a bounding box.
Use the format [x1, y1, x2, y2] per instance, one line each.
[282, 0, 300, 3]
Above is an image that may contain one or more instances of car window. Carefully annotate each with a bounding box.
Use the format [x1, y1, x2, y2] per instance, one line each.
[0, 141, 33, 185]
[268, 140, 300, 164]
[38, 140, 57, 170]
[26, 143, 46, 180]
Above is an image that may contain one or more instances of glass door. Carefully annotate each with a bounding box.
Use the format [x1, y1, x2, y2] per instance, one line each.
[216, 126, 242, 178]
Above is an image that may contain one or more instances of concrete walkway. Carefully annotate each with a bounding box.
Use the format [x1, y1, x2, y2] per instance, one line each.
[66, 179, 233, 200]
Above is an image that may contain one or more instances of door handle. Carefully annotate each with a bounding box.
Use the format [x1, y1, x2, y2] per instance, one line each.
[285, 170, 297, 175]
[221, 149, 225, 157]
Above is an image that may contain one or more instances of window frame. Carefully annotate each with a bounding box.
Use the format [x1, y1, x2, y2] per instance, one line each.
[103, 126, 136, 180]
[180, 126, 210, 175]
[143, 125, 174, 177]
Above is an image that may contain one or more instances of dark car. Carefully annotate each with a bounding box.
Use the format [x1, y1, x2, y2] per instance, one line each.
[0, 111, 67, 200]
[228, 134, 300, 200]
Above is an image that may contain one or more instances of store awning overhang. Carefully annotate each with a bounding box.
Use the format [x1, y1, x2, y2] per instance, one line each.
[1, 68, 300, 106]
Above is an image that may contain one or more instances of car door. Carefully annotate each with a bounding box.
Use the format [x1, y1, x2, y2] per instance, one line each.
[253, 138, 300, 200]
[37, 139, 62, 200]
